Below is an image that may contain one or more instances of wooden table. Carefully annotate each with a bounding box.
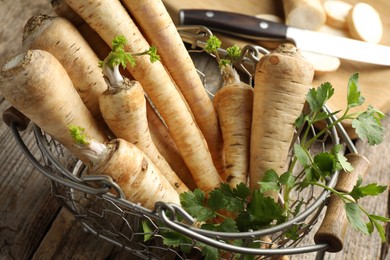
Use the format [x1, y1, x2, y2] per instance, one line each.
[0, 1, 389, 259]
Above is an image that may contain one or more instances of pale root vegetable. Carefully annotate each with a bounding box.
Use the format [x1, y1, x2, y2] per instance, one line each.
[22, 14, 108, 121]
[347, 3, 383, 44]
[282, 0, 326, 30]
[323, 0, 352, 29]
[250, 43, 314, 199]
[69, 128, 180, 209]
[213, 65, 253, 187]
[146, 100, 197, 190]
[301, 51, 340, 76]
[64, 0, 221, 193]
[99, 78, 189, 194]
[50, 0, 112, 60]
[122, 0, 224, 175]
[0, 49, 108, 164]
[317, 24, 350, 38]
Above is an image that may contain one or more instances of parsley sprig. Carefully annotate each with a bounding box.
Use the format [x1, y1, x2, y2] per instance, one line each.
[204, 35, 241, 68]
[280, 73, 388, 240]
[100, 35, 160, 86]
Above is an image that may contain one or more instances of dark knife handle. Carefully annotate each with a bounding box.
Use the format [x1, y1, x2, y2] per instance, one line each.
[179, 9, 288, 41]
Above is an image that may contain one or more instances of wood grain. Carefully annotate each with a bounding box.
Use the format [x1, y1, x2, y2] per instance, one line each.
[0, 0, 389, 259]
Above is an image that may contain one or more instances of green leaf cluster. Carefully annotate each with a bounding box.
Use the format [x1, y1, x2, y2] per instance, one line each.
[344, 177, 390, 241]
[101, 35, 160, 69]
[204, 35, 242, 68]
[140, 62, 389, 257]
[172, 183, 285, 258]
[68, 125, 89, 145]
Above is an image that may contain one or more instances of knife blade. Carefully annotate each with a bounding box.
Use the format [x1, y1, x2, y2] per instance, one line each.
[179, 9, 390, 66]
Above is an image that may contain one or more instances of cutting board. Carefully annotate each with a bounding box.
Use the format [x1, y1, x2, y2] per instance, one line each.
[163, 0, 390, 139]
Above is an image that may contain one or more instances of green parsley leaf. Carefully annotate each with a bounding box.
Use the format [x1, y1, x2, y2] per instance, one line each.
[336, 155, 353, 173]
[294, 114, 307, 128]
[218, 58, 232, 67]
[350, 183, 388, 201]
[306, 82, 334, 113]
[370, 218, 386, 242]
[352, 105, 384, 145]
[206, 183, 245, 212]
[218, 183, 246, 212]
[68, 125, 89, 145]
[112, 35, 127, 50]
[258, 169, 280, 193]
[347, 73, 365, 108]
[226, 44, 241, 62]
[201, 244, 220, 260]
[294, 144, 310, 167]
[141, 220, 154, 242]
[369, 214, 390, 242]
[204, 35, 221, 54]
[206, 189, 227, 211]
[237, 189, 285, 231]
[279, 171, 295, 188]
[313, 152, 336, 178]
[161, 230, 192, 248]
[330, 144, 352, 172]
[180, 189, 215, 222]
[232, 182, 251, 200]
[345, 202, 369, 235]
[201, 218, 239, 233]
[146, 46, 160, 63]
[285, 224, 300, 240]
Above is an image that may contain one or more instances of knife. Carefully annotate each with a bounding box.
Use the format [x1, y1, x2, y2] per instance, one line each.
[179, 9, 390, 66]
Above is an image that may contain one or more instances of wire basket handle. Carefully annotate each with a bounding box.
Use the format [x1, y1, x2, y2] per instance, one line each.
[2, 106, 30, 131]
[314, 153, 370, 252]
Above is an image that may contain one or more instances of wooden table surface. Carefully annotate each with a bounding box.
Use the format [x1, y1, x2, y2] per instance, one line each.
[0, 1, 389, 259]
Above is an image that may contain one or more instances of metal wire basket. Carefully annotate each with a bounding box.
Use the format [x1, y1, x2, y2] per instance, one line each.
[3, 26, 359, 259]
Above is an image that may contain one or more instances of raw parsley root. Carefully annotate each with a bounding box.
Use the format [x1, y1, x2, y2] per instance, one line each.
[69, 125, 181, 210]
[0, 49, 108, 165]
[146, 100, 197, 191]
[99, 36, 189, 194]
[122, 0, 224, 176]
[22, 15, 108, 123]
[144, 72, 387, 259]
[250, 43, 315, 201]
[65, 0, 221, 193]
[205, 36, 254, 187]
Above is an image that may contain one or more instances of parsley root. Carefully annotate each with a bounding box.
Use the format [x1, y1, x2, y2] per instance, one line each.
[22, 15, 108, 122]
[99, 78, 189, 194]
[204, 37, 253, 187]
[64, 0, 221, 193]
[69, 126, 181, 210]
[122, 0, 224, 175]
[0, 50, 108, 164]
[250, 43, 314, 198]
